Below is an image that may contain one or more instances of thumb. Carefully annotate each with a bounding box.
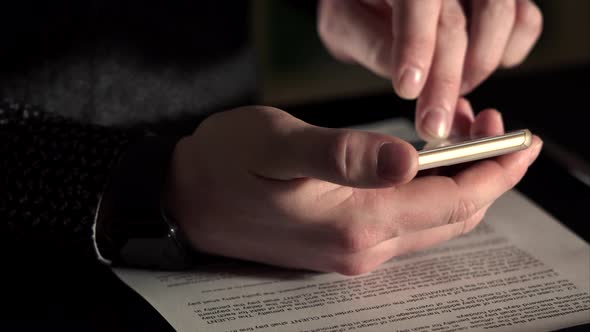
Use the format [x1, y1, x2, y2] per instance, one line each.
[253, 119, 418, 188]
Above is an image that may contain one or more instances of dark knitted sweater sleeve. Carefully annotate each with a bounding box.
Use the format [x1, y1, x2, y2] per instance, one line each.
[0, 100, 136, 260]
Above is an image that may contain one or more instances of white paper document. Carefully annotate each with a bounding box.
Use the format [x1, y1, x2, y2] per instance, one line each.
[115, 119, 590, 332]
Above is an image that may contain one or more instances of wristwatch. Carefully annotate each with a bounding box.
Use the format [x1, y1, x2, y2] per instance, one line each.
[96, 134, 194, 269]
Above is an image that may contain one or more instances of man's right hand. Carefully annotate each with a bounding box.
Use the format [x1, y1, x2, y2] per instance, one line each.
[164, 104, 541, 275]
[318, 0, 543, 141]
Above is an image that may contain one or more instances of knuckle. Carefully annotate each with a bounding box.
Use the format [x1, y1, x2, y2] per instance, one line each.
[503, 165, 524, 189]
[332, 222, 376, 253]
[196, 110, 239, 137]
[460, 209, 487, 236]
[226, 105, 285, 123]
[317, 15, 331, 43]
[516, 1, 543, 35]
[448, 199, 478, 224]
[438, 7, 467, 33]
[241, 106, 293, 134]
[467, 57, 498, 81]
[334, 256, 372, 276]
[501, 51, 528, 68]
[435, 75, 461, 93]
[406, 36, 436, 52]
[482, 0, 516, 19]
[317, 0, 344, 42]
[396, 33, 436, 60]
[501, 54, 522, 68]
[256, 105, 286, 116]
[328, 130, 353, 183]
[496, 158, 526, 189]
[478, 57, 499, 74]
[467, 212, 486, 233]
[366, 37, 390, 70]
[256, 106, 293, 125]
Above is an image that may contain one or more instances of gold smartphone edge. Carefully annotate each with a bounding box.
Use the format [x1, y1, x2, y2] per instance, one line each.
[417, 129, 532, 171]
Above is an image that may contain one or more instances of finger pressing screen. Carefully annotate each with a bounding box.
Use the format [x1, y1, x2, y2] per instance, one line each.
[416, 0, 468, 141]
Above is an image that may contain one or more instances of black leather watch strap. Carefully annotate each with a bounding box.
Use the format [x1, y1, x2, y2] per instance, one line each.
[97, 134, 194, 269]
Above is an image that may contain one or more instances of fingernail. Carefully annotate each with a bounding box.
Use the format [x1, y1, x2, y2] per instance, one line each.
[528, 140, 543, 166]
[378, 143, 410, 181]
[398, 67, 423, 99]
[421, 108, 449, 139]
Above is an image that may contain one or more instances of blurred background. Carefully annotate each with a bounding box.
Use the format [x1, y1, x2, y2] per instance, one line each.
[252, 0, 590, 105]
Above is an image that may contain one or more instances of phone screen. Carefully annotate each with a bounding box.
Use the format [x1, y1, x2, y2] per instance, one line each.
[410, 135, 473, 151]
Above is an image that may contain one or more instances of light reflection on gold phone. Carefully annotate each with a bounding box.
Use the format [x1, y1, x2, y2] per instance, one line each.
[416, 129, 532, 171]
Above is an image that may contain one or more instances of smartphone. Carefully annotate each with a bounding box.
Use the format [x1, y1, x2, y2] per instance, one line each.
[415, 129, 532, 171]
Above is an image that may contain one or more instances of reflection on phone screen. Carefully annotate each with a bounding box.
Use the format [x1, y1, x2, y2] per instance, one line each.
[410, 137, 467, 151]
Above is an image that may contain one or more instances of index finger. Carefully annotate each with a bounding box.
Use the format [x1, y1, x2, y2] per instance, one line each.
[415, 0, 468, 141]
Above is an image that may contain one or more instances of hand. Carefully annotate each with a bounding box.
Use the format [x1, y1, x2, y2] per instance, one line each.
[318, 0, 542, 140]
[165, 103, 542, 275]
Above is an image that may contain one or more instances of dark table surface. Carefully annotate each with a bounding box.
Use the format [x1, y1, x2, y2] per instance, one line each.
[4, 65, 590, 331]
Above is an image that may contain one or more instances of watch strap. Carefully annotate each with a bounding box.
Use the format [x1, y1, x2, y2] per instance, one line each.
[97, 134, 194, 269]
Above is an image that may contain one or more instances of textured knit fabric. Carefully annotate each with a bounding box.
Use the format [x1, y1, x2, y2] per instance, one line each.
[0, 1, 256, 263]
[0, 100, 136, 258]
[0, 1, 255, 130]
